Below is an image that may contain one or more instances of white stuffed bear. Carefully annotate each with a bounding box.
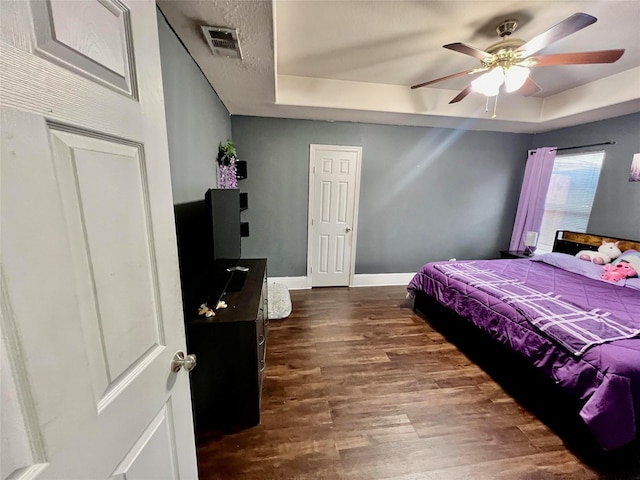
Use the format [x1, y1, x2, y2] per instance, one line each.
[576, 241, 622, 265]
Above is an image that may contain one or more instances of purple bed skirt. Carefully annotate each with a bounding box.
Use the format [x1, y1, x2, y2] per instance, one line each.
[408, 258, 640, 450]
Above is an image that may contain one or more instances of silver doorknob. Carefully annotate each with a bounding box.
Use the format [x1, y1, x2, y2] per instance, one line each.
[171, 351, 197, 373]
[345, 227, 352, 233]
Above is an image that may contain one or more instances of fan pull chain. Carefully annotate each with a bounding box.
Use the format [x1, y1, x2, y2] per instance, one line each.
[485, 96, 490, 113]
[492, 95, 498, 119]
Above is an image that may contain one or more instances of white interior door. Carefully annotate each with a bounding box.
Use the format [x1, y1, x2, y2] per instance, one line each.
[0, 1, 198, 479]
[307, 145, 362, 287]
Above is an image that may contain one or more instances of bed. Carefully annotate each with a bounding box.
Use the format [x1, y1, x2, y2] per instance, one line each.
[407, 230, 640, 451]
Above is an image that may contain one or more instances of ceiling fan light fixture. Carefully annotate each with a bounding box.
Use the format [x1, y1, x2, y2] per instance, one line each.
[410, 12, 623, 107]
[504, 65, 530, 92]
[471, 67, 504, 96]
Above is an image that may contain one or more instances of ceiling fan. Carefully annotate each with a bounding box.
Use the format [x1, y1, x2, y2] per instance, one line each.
[411, 13, 625, 104]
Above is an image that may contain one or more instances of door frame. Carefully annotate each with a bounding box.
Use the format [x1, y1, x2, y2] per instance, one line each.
[306, 144, 362, 288]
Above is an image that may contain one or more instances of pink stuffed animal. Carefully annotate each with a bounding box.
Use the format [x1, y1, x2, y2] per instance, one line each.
[576, 241, 622, 265]
[602, 261, 637, 282]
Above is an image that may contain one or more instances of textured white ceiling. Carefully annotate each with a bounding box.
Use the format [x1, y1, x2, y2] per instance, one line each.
[158, 0, 640, 133]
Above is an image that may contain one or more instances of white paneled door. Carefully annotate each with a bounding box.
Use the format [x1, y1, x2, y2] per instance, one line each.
[307, 145, 362, 287]
[0, 1, 198, 479]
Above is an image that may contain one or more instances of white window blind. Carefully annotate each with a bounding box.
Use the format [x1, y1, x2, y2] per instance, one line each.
[537, 151, 605, 253]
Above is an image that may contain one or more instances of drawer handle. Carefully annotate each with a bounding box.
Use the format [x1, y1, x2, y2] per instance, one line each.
[258, 335, 265, 346]
[260, 360, 265, 372]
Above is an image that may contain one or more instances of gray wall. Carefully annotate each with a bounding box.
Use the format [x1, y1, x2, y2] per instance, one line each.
[531, 113, 640, 241]
[231, 116, 533, 277]
[156, 9, 231, 204]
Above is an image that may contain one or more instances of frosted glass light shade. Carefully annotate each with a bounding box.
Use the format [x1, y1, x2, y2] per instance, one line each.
[471, 68, 504, 96]
[504, 66, 530, 93]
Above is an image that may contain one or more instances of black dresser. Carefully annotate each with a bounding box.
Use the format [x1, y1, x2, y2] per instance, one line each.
[185, 258, 268, 430]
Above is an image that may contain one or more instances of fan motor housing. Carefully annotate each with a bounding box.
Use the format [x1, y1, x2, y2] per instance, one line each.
[496, 19, 519, 37]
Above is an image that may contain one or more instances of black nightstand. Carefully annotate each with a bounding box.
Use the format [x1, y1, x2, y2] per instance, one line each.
[500, 250, 532, 259]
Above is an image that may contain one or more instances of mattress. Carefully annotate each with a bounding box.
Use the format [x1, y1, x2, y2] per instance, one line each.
[408, 257, 640, 450]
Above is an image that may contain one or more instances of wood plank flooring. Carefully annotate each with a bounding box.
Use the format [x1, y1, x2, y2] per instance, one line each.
[195, 286, 640, 479]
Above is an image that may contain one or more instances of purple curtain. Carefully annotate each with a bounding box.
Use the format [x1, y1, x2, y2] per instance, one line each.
[509, 147, 557, 251]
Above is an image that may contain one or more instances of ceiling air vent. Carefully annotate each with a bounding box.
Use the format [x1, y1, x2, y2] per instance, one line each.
[201, 26, 242, 59]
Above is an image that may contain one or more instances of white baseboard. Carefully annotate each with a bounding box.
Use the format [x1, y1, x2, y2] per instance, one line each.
[351, 273, 415, 287]
[268, 273, 415, 290]
[267, 276, 308, 290]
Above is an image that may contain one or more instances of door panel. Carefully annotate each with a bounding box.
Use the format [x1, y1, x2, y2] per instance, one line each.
[318, 234, 330, 273]
[337, 181, 348, 223]
[308, 145, 362, 287]
[30, 0, 137, 95]
[111, 403, 178, 480]
[1, 1, 197, 478]
[320, 181, 331, 222]
[50, 127, 163, 391]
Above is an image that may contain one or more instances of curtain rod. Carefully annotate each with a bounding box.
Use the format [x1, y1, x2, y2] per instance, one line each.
[554, 141, 616, 152]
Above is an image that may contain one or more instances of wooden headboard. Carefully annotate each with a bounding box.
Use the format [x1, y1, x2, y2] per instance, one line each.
[552, 230, 640, 255]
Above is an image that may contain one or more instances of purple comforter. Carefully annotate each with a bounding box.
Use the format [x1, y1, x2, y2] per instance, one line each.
[408, 258, 640, 450]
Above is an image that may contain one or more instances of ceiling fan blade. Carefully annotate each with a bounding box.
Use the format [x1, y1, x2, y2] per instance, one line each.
[517, 13, 597, 57]
[519, 77, 542, 97]
[527, 49, 625, 67]
[411, 69, 480, 89]
[444, 42, 493, 61]
[449, 86, 473, 104]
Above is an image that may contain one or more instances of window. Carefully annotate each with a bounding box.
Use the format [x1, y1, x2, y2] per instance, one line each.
[537, 151, 605, 252]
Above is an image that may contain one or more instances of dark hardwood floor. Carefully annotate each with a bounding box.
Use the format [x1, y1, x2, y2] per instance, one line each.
[195, 286, 640, 479]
